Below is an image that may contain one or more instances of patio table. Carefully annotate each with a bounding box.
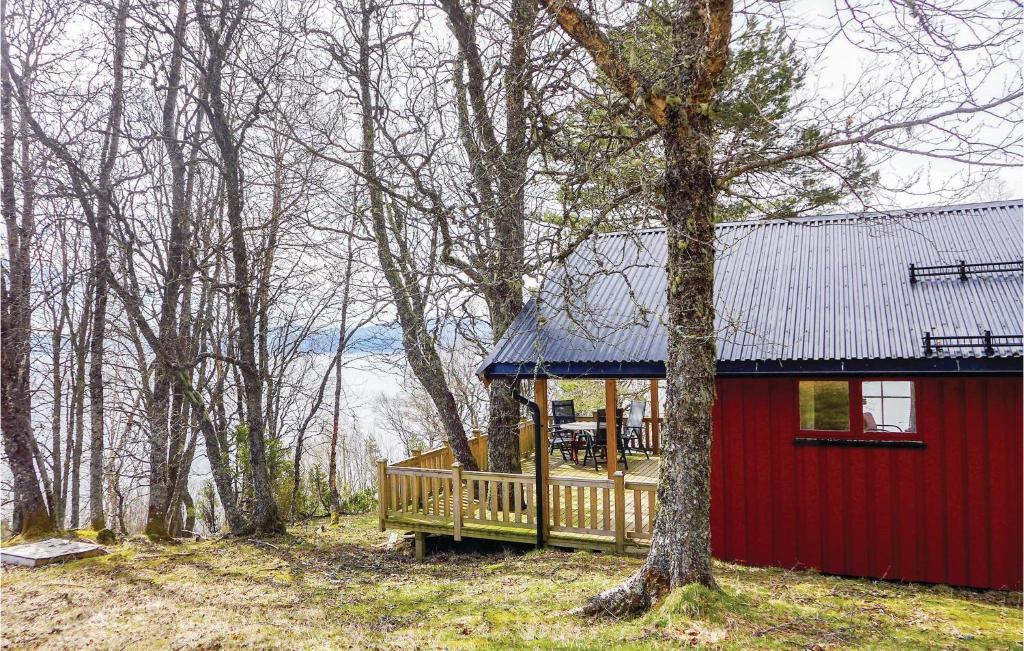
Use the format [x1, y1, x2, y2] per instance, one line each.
[557, 421, 597, 463]
[558, 421, 597, 432]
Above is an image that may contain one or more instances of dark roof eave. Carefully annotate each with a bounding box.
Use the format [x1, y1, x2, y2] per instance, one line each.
[481, 356, 1023, 380]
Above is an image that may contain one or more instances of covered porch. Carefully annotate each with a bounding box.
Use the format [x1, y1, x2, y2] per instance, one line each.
[376, 377, 664, 558]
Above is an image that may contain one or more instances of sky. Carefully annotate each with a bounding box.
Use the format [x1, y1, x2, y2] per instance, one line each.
[780, 0, 1020, 203]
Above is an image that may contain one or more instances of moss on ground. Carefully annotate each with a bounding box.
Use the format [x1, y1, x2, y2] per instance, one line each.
[1, 514, 1020, 649]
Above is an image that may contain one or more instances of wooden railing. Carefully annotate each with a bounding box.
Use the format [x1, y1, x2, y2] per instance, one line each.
[461, 470, 536, 531]
[625, 479, 658, 541]
[393, 420, 537, 470]
[377, 448, 658, 553]
[549, 476, 616, 537]
[383, 466, 454, 524]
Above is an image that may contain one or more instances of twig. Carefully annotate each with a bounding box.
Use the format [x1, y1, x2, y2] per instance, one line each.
[752, 618, 800, 637]
[247, 538, 284, 552]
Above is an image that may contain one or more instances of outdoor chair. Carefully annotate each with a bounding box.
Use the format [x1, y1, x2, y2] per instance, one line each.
[581, 408, 628, 471]
[863, 410, 904, 432]
[623, 400, 651, 459]
[549, 400, 577, 461]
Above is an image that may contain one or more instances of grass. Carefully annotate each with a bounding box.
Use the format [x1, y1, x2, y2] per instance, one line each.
[1, 514, 1020, 649]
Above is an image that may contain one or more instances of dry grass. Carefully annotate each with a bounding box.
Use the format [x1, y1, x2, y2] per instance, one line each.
[1, 514, 1020, 649]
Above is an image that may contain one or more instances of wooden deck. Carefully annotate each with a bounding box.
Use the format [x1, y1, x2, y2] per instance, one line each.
[377, 423, 660, 557]
[529, 452, 660, 481]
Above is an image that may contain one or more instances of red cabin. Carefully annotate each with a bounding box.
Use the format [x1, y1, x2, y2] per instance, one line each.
[480, 200, 1023, 590]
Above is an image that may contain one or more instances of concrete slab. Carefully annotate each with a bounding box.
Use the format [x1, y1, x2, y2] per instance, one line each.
[0, 538, 108, 567]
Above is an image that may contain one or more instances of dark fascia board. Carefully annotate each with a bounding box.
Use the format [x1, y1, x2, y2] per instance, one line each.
[717, 357, 1023, 376]
[482, 356, 1023, 380]
[484, 361, 666, 380]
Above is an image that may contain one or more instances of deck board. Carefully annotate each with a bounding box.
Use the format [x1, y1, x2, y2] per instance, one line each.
[524, 452, 660, 481]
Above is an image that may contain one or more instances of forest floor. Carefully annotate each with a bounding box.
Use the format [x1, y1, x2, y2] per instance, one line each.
[1, 514, 1020, 650]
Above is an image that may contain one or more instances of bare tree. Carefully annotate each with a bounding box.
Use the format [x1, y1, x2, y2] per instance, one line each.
[0, 0, 51, 536]
[343, 0, 480, 469]
[191, 0, 286, 534]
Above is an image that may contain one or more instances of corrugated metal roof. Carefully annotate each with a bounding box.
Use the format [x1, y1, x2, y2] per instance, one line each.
[480, 200, 1024, 378]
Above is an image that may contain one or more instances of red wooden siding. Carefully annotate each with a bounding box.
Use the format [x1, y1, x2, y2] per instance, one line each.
[710, 375, 1023, 590]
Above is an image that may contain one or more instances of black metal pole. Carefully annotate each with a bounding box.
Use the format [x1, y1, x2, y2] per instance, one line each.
[512, 386, 544, 548]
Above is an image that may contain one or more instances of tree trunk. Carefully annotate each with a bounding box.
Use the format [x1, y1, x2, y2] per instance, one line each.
[436, 0, 534, 473]
[486, 380, 521, 472]
[50, 301, 66, 527]
[86, 0, 128, 531]
[352, 0, 478, 470]
[69, 332, 87, 529]
[558, 0, 733, 616]
[0, 0, 51, 535]
[182, 489, 195, 533]
[327, 348, 344, 524]
[194, 0, 284, 535]
[181, 371, 248, 533]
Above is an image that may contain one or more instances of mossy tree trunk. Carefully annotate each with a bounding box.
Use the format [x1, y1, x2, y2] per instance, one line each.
[435, 0, 536, 474]
[0, 0, 52, 537]
[538, 0, 733, 615]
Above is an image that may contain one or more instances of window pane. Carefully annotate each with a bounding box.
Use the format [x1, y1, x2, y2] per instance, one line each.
[862, 381, 916, 432]
[799, 381, 850, 431]
[882, 381, 913, 397]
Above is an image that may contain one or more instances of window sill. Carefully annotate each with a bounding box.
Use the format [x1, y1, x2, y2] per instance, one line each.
[793, 437, 926, 449]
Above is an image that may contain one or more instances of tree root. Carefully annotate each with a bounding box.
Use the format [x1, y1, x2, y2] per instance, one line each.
[573, 566, 665, 618]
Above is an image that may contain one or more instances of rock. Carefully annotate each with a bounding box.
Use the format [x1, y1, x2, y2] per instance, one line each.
[376, 531, 412, 552]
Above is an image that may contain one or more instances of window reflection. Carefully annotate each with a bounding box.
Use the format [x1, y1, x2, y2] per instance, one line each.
[799, 381, 850, 431]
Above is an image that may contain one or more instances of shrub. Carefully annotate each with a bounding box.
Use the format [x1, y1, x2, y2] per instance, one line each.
[338, 488, 377, 515]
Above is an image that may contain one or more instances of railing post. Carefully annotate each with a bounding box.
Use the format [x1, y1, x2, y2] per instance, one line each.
[376, 459, 388, 532]
[411, 448, 422, 466]
[613, 471, 625, 554]
[452, 462, 463, 541]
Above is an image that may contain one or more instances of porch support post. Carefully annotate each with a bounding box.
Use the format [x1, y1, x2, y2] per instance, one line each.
[605, 379, 618, 479]
[414, 531, 426, 561]
[650, 379, 661, 454]
[533, 378, 550, 541]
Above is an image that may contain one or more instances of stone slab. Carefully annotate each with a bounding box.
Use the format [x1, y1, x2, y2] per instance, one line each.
[0, 538, 108, 567]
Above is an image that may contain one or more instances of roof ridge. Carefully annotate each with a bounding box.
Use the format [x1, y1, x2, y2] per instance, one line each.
[592, 199, 1023, 237]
